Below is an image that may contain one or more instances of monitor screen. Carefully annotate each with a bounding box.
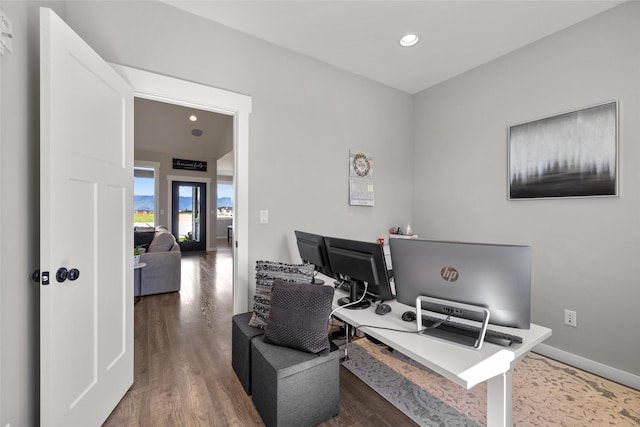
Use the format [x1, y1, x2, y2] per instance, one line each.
[324, 236, 394, 309]
[390, 238, 531, 329]
[294, 230, 333, 284]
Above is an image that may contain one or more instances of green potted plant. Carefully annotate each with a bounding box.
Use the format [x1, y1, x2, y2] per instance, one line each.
[134, 246, 143, 265]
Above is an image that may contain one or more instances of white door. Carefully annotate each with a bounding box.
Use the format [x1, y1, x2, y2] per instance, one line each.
[40, 8, 133, 426]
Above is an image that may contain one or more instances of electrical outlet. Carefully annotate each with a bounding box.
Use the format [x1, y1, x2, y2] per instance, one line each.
[564, 309, 577, 327]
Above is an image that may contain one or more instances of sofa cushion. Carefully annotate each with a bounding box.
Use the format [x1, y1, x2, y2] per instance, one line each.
[248, 261, 314, 329]
[147, 230, 177, 252]
[264, 281, 335, 355]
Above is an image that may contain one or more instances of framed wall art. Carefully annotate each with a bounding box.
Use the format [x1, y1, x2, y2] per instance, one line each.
[508, 101, 618, 200]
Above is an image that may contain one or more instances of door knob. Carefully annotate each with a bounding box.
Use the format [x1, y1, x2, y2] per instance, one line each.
[55, 267, 80, 282]
[68, 268, 80, 281]
[56, 267, 68, 282]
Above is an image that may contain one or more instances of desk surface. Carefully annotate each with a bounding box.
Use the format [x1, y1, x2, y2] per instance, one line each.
[328, 281, 551, 389]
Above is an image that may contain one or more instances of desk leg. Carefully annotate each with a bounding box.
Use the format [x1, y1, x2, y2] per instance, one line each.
[486, 370, 512, 427]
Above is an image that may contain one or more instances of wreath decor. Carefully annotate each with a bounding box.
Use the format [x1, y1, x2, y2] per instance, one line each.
[352, 153, 371, 177]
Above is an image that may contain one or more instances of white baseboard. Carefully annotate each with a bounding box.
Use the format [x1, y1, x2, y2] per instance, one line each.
[534, 343, 640, 390]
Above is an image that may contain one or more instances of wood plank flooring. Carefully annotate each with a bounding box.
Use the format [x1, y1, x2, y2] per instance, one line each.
[104, 241, 413, 427]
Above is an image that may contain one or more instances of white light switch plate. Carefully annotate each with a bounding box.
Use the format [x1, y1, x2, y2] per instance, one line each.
[260, 210, 269, 224]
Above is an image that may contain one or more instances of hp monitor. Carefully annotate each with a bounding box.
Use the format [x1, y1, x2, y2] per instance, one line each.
[324, 236, 393, 309]
[390, 238, 531, 329]
[294, 230, 333, 285]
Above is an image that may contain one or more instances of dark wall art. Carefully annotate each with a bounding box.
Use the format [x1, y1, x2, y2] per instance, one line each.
[508, 101, 618, 200]
[172, 158, 208, 172]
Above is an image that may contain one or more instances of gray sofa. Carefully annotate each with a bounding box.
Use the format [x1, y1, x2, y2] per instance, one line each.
[135, 226, 181, 296]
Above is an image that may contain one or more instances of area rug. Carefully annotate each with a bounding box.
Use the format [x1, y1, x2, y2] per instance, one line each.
[342, 338, 640, 426]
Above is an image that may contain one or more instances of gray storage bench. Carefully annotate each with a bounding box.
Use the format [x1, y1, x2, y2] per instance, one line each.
[232, 280, 340, 426]
[251, 336, 341, 427]
[231, 312, 264, 395]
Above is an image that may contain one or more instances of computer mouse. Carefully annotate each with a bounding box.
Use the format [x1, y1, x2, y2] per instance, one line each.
[375, 303, 392, 315]
[401, 310, 416, 322]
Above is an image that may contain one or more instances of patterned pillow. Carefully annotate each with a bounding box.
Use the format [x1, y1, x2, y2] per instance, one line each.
[248, 261, 315, 329]
[264, 280, 335, 355]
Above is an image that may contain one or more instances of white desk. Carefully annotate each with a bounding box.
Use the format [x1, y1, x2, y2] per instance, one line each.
[328, 281, 551, 427]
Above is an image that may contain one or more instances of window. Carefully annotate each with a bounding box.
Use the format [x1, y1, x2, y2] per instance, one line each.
[134, 167, 156, 227]
[217, 182, 233, 218]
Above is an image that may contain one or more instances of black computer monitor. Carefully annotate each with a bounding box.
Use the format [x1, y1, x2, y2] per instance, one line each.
[294, 230, 333, 285]
[324, 236, 394, 309]
[390, 238, 531, 329]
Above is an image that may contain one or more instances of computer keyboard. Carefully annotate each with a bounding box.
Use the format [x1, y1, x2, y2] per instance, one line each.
[419, 314, 523, 347]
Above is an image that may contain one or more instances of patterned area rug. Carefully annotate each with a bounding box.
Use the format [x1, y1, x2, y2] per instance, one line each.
[342, 338, 640, 426]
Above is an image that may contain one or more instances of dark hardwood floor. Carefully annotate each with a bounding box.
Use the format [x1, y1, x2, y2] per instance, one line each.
[104, 240, 415, 427]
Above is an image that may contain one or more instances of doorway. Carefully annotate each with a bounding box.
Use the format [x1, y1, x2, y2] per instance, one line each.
[113, 64, 252, 315]
[172, 180, 207, 252]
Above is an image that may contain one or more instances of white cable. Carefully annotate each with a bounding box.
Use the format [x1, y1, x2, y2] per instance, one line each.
[329, 281, 369, 319]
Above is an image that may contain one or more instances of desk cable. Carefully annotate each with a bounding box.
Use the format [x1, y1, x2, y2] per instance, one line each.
[329, 282, 370, 361]
[333, 313, 451, 361]
[328, 281, 369, 319]
[354, 314, 450, 335]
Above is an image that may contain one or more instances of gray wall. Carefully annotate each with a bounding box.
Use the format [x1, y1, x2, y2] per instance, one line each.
[0, 1, 412, 424]
[62, 1, 414, 264]
[412, 2, 640, 379]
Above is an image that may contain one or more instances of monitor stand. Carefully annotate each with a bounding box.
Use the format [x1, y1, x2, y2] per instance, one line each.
[415, 296, 491, 350]
[337, 279, 371, 309]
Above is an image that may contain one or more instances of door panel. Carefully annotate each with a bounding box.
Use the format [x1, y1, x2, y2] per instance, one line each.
[172, 181, 207, 252]
[40, 8, 133, 426]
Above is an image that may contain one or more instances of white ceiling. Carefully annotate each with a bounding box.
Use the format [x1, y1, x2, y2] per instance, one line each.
[134, 98, 234, 174]
[138, 1, 623, 172]
[163, 0, 623, 94]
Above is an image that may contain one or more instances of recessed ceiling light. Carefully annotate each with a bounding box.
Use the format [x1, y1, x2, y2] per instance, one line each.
[189, 115, 198, 122]
[399, 34, 419, 47]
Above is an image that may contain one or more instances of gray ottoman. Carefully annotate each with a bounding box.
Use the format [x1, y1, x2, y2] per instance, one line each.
[232, 312, 264, 395]
[251, 337, 340, 427]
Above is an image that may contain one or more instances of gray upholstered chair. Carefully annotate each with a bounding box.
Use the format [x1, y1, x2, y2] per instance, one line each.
[136, 226, 181, 296]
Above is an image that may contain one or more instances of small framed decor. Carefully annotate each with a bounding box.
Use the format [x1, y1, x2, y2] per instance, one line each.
[349, 150, 374, 206]
[508, 101, 618, 200]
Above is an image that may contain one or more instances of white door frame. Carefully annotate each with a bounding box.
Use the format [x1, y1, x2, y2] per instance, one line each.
[111, 64, 251, 315]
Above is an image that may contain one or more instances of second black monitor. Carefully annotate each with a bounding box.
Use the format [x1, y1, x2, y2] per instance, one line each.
[324, 236, 394, 309]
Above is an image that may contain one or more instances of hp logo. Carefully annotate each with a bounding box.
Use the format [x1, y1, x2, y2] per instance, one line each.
[440, 266, 459, 282]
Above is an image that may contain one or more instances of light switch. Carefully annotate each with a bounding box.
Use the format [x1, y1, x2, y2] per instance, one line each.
[260, 210, 269, 224]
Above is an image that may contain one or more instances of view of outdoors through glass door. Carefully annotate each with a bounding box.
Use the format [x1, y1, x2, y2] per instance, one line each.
[172, 181, 207, 252]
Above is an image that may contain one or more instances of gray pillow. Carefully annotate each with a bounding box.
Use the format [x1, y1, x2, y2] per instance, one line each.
[148, 230, 176, 252]
[264, 280, 335, 355]
[248, 261, 314, 329]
